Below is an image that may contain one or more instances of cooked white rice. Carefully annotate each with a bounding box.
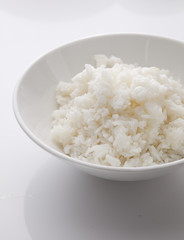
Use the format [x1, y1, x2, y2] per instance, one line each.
[51, 55, 184, 167]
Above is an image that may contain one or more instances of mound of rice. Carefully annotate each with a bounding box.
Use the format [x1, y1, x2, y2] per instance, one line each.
[51, 55, 184, 167]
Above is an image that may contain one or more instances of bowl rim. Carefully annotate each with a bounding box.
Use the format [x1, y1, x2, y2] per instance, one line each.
[13, 32, 184, 172]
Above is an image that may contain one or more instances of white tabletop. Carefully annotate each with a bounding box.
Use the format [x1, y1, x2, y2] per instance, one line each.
[1, 1, 184, 239]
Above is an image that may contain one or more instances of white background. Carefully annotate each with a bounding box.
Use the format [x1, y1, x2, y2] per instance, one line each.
[1, 0, 184, 239]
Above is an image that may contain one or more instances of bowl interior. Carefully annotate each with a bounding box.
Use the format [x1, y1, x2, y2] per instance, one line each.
[15, 34, 184, 154]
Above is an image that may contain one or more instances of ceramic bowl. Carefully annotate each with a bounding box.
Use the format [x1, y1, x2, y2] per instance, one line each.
[13, 34, 184, 181]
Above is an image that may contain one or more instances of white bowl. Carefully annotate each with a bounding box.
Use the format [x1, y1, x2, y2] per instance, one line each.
[13, 33, 184, 181]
